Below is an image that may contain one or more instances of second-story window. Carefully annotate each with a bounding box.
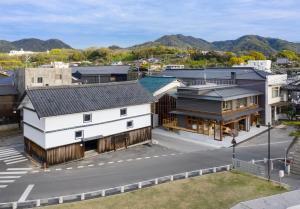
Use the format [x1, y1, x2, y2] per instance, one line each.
[222, 101, 232, 111]
[83, 113, 92, 123]
[236, 98, 247, 109]
[249, 96, 258, 105]
[37, 77, 43, 83]
[120, 108, 127, 116]
[272, 87, 280, 98]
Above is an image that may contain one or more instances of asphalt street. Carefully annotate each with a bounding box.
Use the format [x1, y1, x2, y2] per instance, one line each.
[0, 126, 294, 203]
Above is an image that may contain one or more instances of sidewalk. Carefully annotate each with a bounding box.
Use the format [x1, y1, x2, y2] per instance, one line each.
[153, 126, 268, 149]
[231, 190, 300, 209]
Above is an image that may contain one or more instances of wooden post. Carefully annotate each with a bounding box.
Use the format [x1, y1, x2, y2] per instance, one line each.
[213, 123, 216, 140]
[220, 121, 223, 141]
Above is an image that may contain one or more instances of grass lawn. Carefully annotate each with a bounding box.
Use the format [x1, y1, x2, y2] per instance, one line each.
[43, 171, 286, 209]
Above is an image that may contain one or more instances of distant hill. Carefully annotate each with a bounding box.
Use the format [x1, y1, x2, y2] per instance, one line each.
[0, 38, 72, 53]
[131, 34, 300, 55]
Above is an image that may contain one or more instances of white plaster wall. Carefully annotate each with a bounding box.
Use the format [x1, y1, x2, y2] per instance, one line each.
[23, 108, 45, 130]
[44, 104, 151, 132]
[24, 124, 46, 148]
[44, 114, 151, 149]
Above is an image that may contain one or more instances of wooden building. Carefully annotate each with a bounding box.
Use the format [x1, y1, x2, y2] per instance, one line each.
[139, 76, 183, 127]
[163, 84, 263, 141]
[0, 85, 18, 124]
[19, 81, 155, 166]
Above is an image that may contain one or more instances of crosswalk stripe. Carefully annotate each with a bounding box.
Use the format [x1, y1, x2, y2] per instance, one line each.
[0, 150, 16, 154]
[6, 159, 28, 165]
[4, 157, 26, 163]
[0, 155, 23, 161]
[0, 185, 7, 188]
[0, 176, 21, 179]
[0, 180, 15, 183]
[0, 172, 27, 175]
[0, 148, 15, 151]
[0, 152, 20, 157]
[7, 168, 32, 171]
[0, 150, 19, 154]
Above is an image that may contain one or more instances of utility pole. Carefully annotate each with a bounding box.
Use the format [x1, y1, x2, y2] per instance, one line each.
[267, 122, 271, 181]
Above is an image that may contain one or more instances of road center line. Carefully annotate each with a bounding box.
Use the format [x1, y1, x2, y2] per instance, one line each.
[18, 184, 34, 202]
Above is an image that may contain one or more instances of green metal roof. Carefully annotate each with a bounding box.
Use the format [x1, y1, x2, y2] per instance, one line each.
[139, 76, 177, 94]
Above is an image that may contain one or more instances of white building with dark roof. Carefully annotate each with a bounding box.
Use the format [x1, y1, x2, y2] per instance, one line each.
[19, 81, 155, 166]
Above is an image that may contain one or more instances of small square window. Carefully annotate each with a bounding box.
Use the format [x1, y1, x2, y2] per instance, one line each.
[127, 121, 133, 128]
[120, 108, 127, 116]
[75, 130, 83, 139]
[83, 114, 92, 123]
[37, 77, 43, 83]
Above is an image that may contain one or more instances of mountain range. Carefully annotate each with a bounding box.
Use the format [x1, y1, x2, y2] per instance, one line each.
[0, 38, 72, 53]
[131, 34, 300, 55]
[1, 35, 300, 55]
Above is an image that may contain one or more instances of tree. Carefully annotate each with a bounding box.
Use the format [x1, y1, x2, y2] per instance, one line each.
[240, 55, 255, 62]
[229, 57, 244, 65]
[247, 51, 266, 60]
[278, 50, 298, 61]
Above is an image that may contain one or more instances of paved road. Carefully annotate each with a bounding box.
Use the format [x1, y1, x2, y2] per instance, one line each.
[0, 127, 293, 203]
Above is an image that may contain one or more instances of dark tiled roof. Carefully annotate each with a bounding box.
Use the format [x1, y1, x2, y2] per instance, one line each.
[282, 80, 300, 91]
[71, 66, 131, 75]
[178, 86, 262, 101]
[159, 67, 272, 81]
[0, 85, 18, 96]
[139, 76, 177, 94]
[26, 81, 155, 118]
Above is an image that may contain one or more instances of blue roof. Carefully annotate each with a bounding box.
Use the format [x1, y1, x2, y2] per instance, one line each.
[139, 76, 177, 94]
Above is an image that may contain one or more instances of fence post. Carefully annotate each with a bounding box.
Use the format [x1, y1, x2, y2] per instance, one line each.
[170, 175, 174, 181]
[155, 178, 158, 185]
[213, 167, 217, 173]
[59, 197, 63, 204]
[199, 170, 203, 176]
[36, 199, 41, 207]
[12, 202, 17, 209]
[101, 190, 106, 197]
[185, 172, 188, 179]
[121, 186, 125, 193]
[81, 193, 85, 201]
[226, 165, 230, 171]
[138, 182, 142, 189]
[270, 160, 274, 171]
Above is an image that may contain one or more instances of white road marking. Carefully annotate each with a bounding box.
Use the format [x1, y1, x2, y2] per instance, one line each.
[4, 157, 26, 163]
[126, 159, 133, 162]
[0, 150, 19, 155]
[161, 154, 167, 157]
[18, 184, 34, 202]
[0, 148, 15, 151]
[6, 159, 28, 165]
[0, 155, 23, 161]
[153, 155, 159, 158]
[55, 168, 62, 171]
[170, 153, 176, 156]
[239, 140, 291, 148]
[0, 171, 27, 175]
[6, 168, 32, 171]
[136, 158, 142, 160]
[0, 176, 21, 179]
[0, 152, 19, 157]
[0, 185, 7, 188]
[77, 166, 84, 168]
[108, 162, 114, 164]
[0, 180, 15, 183]
[66, 167, 72, 170]
[117, 160, 123, 163]
[44, 170, 51, 172]
[31, 170, 39, 173]
[87, 164, 94, 167]
[145, 156, 151, 159]
[98, 163, 104, 166]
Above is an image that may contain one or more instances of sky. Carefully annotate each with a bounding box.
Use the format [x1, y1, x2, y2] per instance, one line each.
[0, 0, 299, 48]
